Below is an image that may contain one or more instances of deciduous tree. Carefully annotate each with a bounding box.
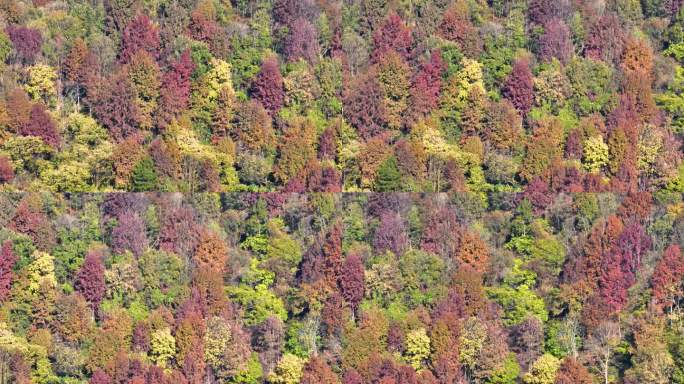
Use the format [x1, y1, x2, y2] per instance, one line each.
[75, 250, 106, 315]
[651, 244, 684, 313]
[503, 58, 534, 117]
[340, 253, 365, 316]
[120, 13, 160, 63]
[0, 240, 16, 301]
[5, 25, 41, 63]
[372, 12, 412, 62]
[21, 104, 60, 148]
[251, 56, 284, 115]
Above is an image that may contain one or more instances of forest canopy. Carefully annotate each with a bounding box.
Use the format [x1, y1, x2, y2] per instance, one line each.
[0, 192, 682, 383]
[0, 0, 679, 192]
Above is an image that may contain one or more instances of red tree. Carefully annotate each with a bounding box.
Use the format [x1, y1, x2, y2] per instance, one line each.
[503, 58, 534, 117]
[528, 0, 570, 25]
[272, 0, 317, 28]
[339, 253, 365, 316]
[158, 51, 195, 127]
[318, 126, 337, 161]
[90, 369, 112, 384]
[372, 12, 413, 62]
[193, 228, 229, 274]
[614, 223, 651, 280]
[343, 369, 363, 384]
[187, 9, 220, 46]
[437, 3, 481, 57]
[522, 178, 553, 214]
[75, 250, 106, 315]
[585, 13, 625, 64]
[132, 321, 150, 352]
[10, 200, 56, 251]
[287, 162, 342, 193]
[539, 19, 573, 64]
[322, 222, 343, 288]
[89, 70, 140, 142]
[373, 211, 409, 256]
[301, 357, 339, 384]
[251, 56, 284, 115]
[343, 69, 386, 140]
[21, 104, 61, 148]
[102, 193, 149, 223]
[409, 50, 444, 120]
[555, 358, 593, 384]
[421, 205, 461, 259]
[5, 25, 42, 63]
[509, 317, 543, 371]
[0, 241, 17, 301]
[651, 244, 684, 312]
[110, 211, 147, 257]
[283, 18, 319, 63]
[10, 352, 31, 384]
[0, 156, 14, 183]
[564, 129, 582, 159]
[598, 254, 630, 314]
[119, 13, 160, 63]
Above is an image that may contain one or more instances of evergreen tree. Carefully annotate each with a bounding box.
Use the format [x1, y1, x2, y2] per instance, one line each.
[375, 156, 402, 192]
[130, 156, 158, 192]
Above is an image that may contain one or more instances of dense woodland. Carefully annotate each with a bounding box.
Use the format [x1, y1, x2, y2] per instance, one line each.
[2, 0, 684, 383]
[0, 0, 680, 192]
[0, 192, 681, 383]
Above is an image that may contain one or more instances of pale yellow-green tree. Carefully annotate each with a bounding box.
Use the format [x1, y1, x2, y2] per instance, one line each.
[204, 316, 233, 368]
[0, 322, 56, 383]
[26, 251, 57, 294]
[39, 112, 113, 191]
[459, 317, 487, 370]
[1, 136, 54, 176]
[202, 58, 234, 103]
[283, 59, 319, 112]
[150, 327, 176, 367]
[637, 125, 663, 176]
[24, 64, 58, 106]
[582, 135, 609, 173]
[268, 353, 305, 384]
[523, 354, 561, 384]
[404, 327, 431, 370]
[127, 51, 161, 131]
[377, 51, 410, 130]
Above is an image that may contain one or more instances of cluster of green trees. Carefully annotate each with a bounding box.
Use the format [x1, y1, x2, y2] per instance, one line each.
[0, 0, 680, 192]
[0, 191, 682, 384]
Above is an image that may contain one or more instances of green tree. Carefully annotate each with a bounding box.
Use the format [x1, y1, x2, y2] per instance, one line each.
[130, 157, 158, 192]
[656, 65, 684, 133]
[229, 259, 288, 326]
[374, 156, 402, 192]
[488, 353, 521, 384]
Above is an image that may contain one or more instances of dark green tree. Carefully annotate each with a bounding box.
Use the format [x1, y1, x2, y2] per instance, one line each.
[375, 156, 402, 192]
[130, 156, 158, 192]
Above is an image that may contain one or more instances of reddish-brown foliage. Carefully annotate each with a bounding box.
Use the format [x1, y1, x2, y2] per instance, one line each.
[5, 25, 42, 63]
[75, 250, 106, 315]
[0, 240, 17, 301]
[372, 12, 413, 62]
[21, 104, 61, 148]
[503, 58, 534, 117]
[119, 13, 160, 63]
[251, 56, 284, 115]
